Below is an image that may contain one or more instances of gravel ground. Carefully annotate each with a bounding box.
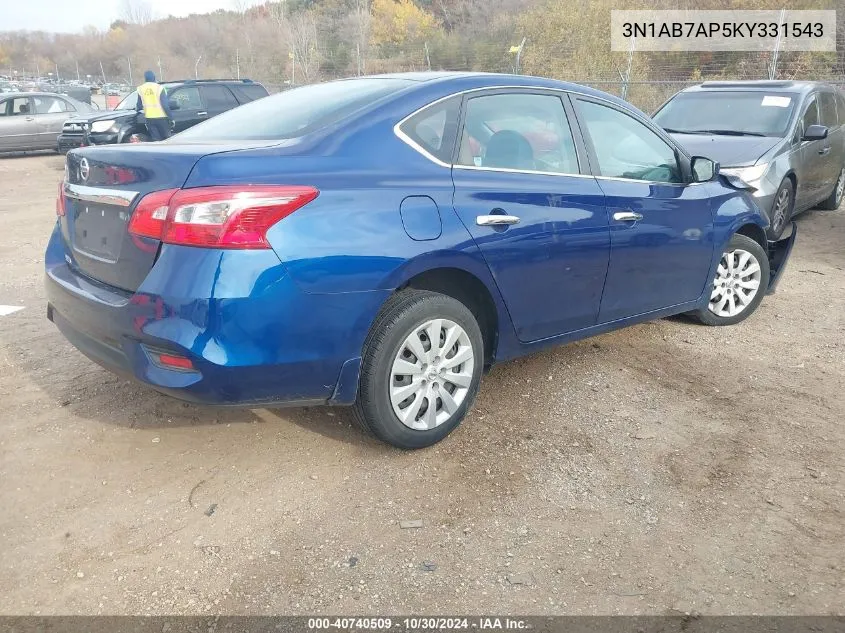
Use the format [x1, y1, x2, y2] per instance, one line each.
[0, 154, 842, 616]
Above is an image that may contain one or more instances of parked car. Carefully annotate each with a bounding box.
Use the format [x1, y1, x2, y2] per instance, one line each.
[0, 92, 93, 153]
[654, 81, 845, 239]
[47, 73, 796, 449]
[57, 79, 269, 153]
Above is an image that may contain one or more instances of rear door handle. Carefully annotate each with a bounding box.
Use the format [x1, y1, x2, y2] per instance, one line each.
[197, 111, 208, 117]
[25, 116, 34, 121]
[476, 214, 520, 226]
[613, 211, 643, 222]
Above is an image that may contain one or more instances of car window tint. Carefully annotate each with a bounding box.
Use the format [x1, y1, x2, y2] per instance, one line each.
[819, 92, 838, 127]
[457, 93, 578, 174]
[200, 85, 238, 110]
[33, 96, 69, 114]
[398, 96, 461, 164]
[170, 87, 202, 110]
[577, 99, 681, 183]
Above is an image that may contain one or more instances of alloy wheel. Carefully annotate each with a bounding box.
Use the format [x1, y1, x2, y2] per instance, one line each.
[390, 318, 475, 431]
[708, 248, 763, 318]
[836, 168, 845, 207]
[771, 187, 790, 232]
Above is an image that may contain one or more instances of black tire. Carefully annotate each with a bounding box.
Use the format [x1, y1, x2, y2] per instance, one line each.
[767, 178, 794, 240]
[692, 233, 770, 327]
[353, 289, 484, 449]
[817, 166, 845, 210]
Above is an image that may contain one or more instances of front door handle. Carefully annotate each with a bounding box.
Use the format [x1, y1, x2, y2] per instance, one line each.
[25, 116, 34, 121]
[819, 147, 831, 155]
[197, 111, 208, 117]
[476, 214, 520, 226]
[613, 211, 643, 222]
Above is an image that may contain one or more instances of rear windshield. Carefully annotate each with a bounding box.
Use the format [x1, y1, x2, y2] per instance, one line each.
[176, 78, 414, 141]
[654, 91, 798, 137]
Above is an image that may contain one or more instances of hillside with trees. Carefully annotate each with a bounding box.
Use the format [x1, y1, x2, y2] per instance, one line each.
[1, 0, 842, 109]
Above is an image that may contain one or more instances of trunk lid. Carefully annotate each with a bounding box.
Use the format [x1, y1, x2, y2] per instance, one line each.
[61, 141, 278, 291]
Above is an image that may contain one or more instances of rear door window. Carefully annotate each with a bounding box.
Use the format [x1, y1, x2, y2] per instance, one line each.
[457, 93, 579, 174]
[398, 96, 461, 164]
[199, 85, 239, 111]
[33, 96, 72, 114]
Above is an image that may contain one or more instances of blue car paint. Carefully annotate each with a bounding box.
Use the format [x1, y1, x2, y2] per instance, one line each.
[46, 72, 776, 408]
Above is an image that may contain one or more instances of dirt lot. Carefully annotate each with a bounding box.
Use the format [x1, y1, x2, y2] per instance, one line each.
[0, 154, 842, 616]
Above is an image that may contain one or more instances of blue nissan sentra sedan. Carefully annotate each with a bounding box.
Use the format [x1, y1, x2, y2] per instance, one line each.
[46, 72, 796, 449]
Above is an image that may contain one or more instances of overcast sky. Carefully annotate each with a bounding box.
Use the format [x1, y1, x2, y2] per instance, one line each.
[3, 0, 258, 33]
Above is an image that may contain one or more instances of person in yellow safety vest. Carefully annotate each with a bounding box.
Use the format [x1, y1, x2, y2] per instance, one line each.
[135, 70, 173, 141]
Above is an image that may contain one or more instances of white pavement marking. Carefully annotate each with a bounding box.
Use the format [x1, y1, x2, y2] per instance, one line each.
[0, 306, 25, 317]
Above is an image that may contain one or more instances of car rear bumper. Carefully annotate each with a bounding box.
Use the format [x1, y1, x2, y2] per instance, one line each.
[45, 223, 386, 407]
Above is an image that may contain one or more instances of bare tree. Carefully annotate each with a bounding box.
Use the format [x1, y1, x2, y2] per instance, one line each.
[121, 0, 153, 26]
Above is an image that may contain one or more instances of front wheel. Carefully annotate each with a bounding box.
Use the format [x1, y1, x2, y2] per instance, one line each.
[353, 290, 484, 449]
[692, 234, 770, 327]
[767, 178, 794, 240]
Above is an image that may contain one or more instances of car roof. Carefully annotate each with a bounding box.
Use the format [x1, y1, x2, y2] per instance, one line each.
[337, 71, 638, 114]
[0, 91, 85, 100]
[680, 80, 836, 95]
[161, 79, 267, 88]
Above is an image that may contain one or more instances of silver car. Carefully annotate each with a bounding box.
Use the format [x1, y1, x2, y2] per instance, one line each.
[654, 81, 845, 239]
[0, 92, 94, 153]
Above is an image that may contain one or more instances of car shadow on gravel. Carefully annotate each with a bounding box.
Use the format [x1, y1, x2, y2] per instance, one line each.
[5, 321, 388, 446]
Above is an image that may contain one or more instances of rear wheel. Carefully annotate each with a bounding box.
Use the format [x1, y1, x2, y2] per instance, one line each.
[767, 178, 794, 240]
[353, 290, 484, 449]
[817, 166, 845, 210]
[692, 234, 770, 326]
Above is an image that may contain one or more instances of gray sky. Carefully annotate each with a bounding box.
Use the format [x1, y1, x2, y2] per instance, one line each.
[3, 0, 255, 33]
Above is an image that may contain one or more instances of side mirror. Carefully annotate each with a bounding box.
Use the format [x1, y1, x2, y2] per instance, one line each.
[802, 124, 828, 141]
[168, 99, 180, 111]
[691, 156, 719, 183]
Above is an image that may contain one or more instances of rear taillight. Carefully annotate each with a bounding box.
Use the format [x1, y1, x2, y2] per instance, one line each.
[56, 182, 66, 216]
[129, 185, 318, 249]
[128, 189, 178, 239]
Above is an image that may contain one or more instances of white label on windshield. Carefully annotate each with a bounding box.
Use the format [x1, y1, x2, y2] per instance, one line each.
[761, 96, 792, 108]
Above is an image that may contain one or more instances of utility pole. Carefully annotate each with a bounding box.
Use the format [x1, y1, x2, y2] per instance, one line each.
[424, 42, 431, 70]
[356, 42, 361, 76]
[55, 62, 60, 82]
[36, 62, 41, 79]
[157, 56, 163, 81]
[514, 37, 526, 74]
[769, 7, 786, 80]
[621, 34, 636, 101]
[99, 60, 106, 84]
[236, 48, 240, 79]
[127, 57, 133, 86]
[195, 55, 202, 79]
[75, 60, 80, 82]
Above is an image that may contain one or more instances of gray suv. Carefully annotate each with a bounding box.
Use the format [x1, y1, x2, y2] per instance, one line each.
[654, 81, 845, 239]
